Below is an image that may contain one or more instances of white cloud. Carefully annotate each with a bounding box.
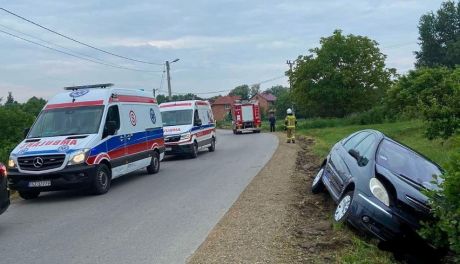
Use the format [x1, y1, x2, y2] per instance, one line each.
[113, 35, 252, 49]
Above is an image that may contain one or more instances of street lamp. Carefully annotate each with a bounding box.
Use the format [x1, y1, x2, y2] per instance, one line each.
[166, 58, 180, 100]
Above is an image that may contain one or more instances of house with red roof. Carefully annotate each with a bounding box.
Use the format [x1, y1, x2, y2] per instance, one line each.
[251, 92, 277, 115]
[211, 95, 241, 121]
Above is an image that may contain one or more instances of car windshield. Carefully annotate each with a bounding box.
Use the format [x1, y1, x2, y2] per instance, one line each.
[376, 139, 442, 186]
[161, 110, 193, 127]
[28, 106, 104, 138]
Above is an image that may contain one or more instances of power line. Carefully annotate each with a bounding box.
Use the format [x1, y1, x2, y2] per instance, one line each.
[0, 28, 163, 73]
[0, 7, 164, 66]
[158, 75, 287, 96]
[0, 23, 161, 73]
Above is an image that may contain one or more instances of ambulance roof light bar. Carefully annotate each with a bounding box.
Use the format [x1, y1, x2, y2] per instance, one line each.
[64, 83, 114, 90]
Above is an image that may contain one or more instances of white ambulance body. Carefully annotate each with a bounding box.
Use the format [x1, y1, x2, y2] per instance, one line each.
[160, 100, 216, 158]
[8, 84, 164, 199]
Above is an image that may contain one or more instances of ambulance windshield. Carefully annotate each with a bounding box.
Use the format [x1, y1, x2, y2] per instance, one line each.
[28, 106, 104, 138]
[161, 109, 193, 127]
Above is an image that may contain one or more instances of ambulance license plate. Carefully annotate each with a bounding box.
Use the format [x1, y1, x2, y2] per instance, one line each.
[28, 180, 51, 187]
[166, 147, 172, 151]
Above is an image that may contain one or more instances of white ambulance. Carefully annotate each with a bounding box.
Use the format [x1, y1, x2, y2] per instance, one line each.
[160, 100, 216, 158]
[7, 84, 164, 199]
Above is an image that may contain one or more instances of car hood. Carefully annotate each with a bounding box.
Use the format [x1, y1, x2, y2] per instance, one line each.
[10, 134, 97, 157]
[163, 125, 192, 136]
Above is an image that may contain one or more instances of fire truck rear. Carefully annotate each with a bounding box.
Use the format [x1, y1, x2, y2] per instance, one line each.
[232, 100, 261, 134]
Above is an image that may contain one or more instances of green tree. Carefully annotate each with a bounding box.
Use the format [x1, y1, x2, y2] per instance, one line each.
[418, 68, 460, 139]
[292, 30, 395, 118]
[22, 96, 47, 117]
[250, 84, 260, 98]
[0, 106, 34, 163]
[4, 91, 18, 107]
[156, 94, 167, 104]
[415, 1, 460, 68]
[229, 84, 250, 100]
[265, 85, 289, 98]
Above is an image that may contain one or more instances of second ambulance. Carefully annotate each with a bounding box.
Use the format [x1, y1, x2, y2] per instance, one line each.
[160, 100, 216, 158]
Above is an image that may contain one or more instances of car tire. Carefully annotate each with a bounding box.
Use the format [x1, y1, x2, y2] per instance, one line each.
[91, 164, 111, 195]
[190, 141, 199, 158]
[333, 191, 354, 223]
[18, 191, 40, 200]
[208, 137, 216, 152]
[233, 129, 237, 134]
[311, 166, 325, 194]
[147, 151, 160, 174]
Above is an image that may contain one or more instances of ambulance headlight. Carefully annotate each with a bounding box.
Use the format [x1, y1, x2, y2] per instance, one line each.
[8, 158, 16, 168]
[180, 132, 191, 141]
[68, 149, 90, 165]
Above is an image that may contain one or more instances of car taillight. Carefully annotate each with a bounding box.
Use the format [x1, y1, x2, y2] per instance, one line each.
[0, 164, 6, 177]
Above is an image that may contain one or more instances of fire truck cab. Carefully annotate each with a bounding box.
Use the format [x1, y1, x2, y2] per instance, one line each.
[232, 100, 261, 134]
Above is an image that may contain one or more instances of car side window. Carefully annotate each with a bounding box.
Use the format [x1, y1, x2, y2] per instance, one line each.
[354, 134, 377, 166]
[103, 105, 120, 138]
[343, 132, 369, 151]
[194, 109, 200, 124]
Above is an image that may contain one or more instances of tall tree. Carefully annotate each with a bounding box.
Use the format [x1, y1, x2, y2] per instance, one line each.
[265, 85, 288, 98]
[22, 97, 47, 116]
[229, 84, 250, 100]
[4, 91, 17, 107]
[415, 1, 460, 68]
[250, 84, 260, 98]
[292, 30, 395, 118]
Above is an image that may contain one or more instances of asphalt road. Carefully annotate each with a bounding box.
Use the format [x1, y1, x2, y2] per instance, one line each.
[0, 130, 278, 264]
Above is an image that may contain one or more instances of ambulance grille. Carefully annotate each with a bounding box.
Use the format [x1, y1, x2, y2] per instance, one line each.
[165, 135, 181, 143]
[18, 154, 66, 171]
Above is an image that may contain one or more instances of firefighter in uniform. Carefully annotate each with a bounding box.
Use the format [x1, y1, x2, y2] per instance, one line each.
[284, 108, 297, 143]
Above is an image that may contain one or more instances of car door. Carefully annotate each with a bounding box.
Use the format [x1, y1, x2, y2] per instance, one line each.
[327, 132, 369, 199]
[342, 133, 378, 190]
[103, 105, 128, 178]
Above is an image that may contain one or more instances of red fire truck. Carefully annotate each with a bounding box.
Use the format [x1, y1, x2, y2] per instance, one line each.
[232, 100, 261, 134]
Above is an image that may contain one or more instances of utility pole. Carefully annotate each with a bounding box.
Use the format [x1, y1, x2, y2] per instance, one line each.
[165, 58, 180, 101]
[166, 61, 172, 101]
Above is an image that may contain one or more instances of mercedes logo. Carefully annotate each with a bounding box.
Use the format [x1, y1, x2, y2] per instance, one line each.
[33, 157, 44, 168]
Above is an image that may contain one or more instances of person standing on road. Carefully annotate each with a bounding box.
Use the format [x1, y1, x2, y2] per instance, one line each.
[269, 112, 276, 132]
[284, 108, 297, 143]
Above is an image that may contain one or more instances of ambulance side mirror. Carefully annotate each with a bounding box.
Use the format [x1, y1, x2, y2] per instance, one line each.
[23, 128, 30, 138]
[194, 119, 202, 127]
[104, 121, 117, 137]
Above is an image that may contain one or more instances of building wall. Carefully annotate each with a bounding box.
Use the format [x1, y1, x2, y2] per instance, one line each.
[212, 104, 232, 121]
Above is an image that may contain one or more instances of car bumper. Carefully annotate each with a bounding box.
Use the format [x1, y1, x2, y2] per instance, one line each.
[164, 143, 194, 155]
[348, 192, 403, 241]
[7, 165, 97, 192]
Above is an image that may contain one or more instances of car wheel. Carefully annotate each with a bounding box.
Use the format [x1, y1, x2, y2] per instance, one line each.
[311, 166, 325, 194]
[190, 142, 199, 158]
[18, 191, 40, 200]
[334, 191, 354, 223]
[233, 129, 237, 134]
[208, 137, 216, 152]
[92, 164, 111, 195]
[147, 151, 160, 174]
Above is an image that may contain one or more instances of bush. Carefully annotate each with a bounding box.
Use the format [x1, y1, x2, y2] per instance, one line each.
[421, 154, 460, 261]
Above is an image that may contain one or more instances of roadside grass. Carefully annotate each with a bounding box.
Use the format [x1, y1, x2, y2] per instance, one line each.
[298, 119, 459, 166]
[296, 119, 459, 263]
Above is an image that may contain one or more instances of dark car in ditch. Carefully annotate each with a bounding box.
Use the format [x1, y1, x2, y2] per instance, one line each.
[311, 129, 442, 242]
[0, 163, 10, 215]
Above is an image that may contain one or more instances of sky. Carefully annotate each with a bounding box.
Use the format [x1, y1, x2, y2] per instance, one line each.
[0, 0, 445, 102]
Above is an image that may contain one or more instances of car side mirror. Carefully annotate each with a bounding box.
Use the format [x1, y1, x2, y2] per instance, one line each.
[348, 149, 361, 162]
[195, 119, 202, 127]
[104, 121, 117, 137]
[23, 127, 30, 138]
